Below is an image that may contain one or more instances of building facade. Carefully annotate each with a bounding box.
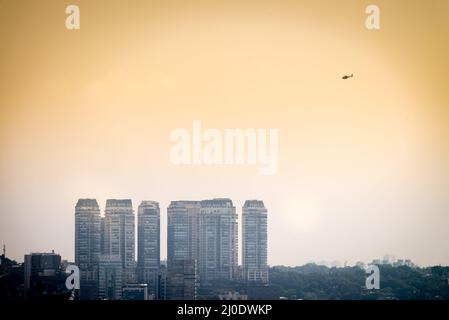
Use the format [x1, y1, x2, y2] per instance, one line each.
[199, 198, 238, 283]
[75, 199, 101, 299]
[104, 199, 136, 284]
[168, 199, 239, 284]
[156, 264, 168, 300]
[98, 255, 123, 300]
[137, 200, 160, 294]
[167, 201, 201, 263]
[167, 259, 198, 300]
[122, 283, 149, 300]
[242, 200, 268, 283]
[24, 252, 67, 299]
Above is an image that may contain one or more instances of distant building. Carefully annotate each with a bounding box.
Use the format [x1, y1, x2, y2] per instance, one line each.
[157, 264, 168, 300]
[122, 283, 148, 300]
[167, 201, 201, 264]
[24, 252, 68, 299]
[199, 198, 238, 282]
[167, 259, 198, 300]
[100, 217, 106, 255]
[404, 259, 413, 267]
[98, 255, 122, 300]
[382, 254, 396, 265]
[396, 259, 405, 266]
[242, 200, 268, 284]
[104, 199, 136, 284]
[218, 291, 248, 300]
[137, 200, 160, 295]
[330, 261, 342, 268]
[60, 260, 70, 271]
[167, 199, 244, 284]
[232, 265, 244, 282]
[75, 199, 101, 300]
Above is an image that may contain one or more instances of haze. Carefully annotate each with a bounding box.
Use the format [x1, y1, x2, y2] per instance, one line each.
[1, 0, 449, 266]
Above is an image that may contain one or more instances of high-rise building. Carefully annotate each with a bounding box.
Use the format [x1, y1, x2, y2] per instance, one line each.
[242, 200, 268, 284]
[137, 200, 160, 294]
[167, 201, 201, 264]
[98, 255, 123, 300]
[167, 259, 198, 300]
[100, 216, 106, 255]
[167, 199, 238, 284]
[104, 199, 136, 284]
[75, 199, 101, 299]
[122, 283, 149, 300]
[156, 264, 168, 300]
[199, 198, 238, 282]
[24, 252, 68, 299]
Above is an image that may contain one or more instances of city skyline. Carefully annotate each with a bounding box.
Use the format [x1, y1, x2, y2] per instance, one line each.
[1, 0, 449, 268]
[4, 196, 425, 268]
[2, 195, 447, 267]
[75, 197, 267, 299]
[75, 198, 260, 266]
[10, 247, 440, 301]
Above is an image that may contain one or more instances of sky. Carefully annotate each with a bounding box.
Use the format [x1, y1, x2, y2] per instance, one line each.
[1, 0, 448, 266]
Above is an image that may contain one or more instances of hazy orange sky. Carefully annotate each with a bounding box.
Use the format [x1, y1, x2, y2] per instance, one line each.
[1, 0, 448, 266]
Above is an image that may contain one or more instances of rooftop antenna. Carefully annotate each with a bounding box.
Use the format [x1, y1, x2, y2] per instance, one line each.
[2, 244, 5, 257]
